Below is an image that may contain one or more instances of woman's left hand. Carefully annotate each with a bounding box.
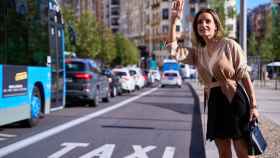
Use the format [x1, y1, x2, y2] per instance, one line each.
[250, 107, 260, 121]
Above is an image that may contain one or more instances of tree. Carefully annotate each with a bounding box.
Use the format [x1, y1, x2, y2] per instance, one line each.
[272, 5, 280, 60]
[96, 23, 117, 66]
[75, 11, 101, 58]
[248, 32, 258, 56]
[61, 6, 77, 52]
[122, 38, 139, 65]
[209, 0, 226, 30]
[113, 33, 139, 66]
[258, 8, 274, 63]
[209, 0, 236, 36]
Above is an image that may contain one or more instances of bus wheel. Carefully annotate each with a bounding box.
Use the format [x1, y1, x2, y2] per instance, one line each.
[26, 86, 42, 127]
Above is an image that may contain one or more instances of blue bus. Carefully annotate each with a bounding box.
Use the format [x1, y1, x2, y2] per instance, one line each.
[162, 59, 180, 72]
[0, 0, 65, 126]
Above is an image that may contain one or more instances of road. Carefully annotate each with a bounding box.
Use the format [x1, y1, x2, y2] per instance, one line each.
[0, 82, 205, 158]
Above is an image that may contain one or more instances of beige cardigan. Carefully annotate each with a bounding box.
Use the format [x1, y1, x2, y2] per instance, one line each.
[177, 38, 250, 103]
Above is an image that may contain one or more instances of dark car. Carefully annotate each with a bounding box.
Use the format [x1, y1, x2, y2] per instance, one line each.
[65, 58, 110, 106]
[102, 68, 122, 97]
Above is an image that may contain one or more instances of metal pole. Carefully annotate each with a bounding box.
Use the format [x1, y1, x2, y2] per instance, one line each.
[240, 0, 247, 60]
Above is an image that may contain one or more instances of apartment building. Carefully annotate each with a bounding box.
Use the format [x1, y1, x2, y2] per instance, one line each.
[104, 0, 121, 33]
[119, 0, 145, 46]
[247, 3, 271, 42]
[224, 0, 237, 38]
[59, 0, 103, 20]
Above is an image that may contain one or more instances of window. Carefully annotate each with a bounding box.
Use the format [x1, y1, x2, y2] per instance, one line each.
[111, 8, 119, 15]
[190, 7, 196, 16]
[112, 28, 118, 33]
[162, 25, 169, 33]
[227, 24, 234, 31]
[227, 6, 235, 18]
[111, 0, 120, 5]
[176, 25, 180, 32]
[1, 0, 49, 65]
[111, 18, 119, 25]
[162, 8, 169, 20]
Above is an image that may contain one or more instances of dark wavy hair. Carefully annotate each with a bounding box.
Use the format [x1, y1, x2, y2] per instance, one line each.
[193, 8, 224, 47]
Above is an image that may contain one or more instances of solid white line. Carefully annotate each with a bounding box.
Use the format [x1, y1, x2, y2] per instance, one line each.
[0, 138, 7, 141]
[0, 88, 158, 158]
[0, 134, 16, 137]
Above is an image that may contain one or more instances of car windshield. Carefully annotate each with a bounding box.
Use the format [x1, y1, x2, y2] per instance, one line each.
[164, 73, 177, 77]
[114, 71, 127, 77]
[66, 61, 86, 71]
[129, 70, 136, 76]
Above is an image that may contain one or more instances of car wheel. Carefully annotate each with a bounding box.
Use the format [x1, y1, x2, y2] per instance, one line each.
[118, 88, 122, 96]
[25, 85, 42, 127]
[102, 90, 110, 102]
[161, 85, 165, 88]
[90, 94, 99, 107]
[111, 87, 117, 97]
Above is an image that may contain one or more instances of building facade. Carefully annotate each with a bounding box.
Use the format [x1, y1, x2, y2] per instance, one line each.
[247, 3, 271, 42]
[104, 0, 121, 33]
[59, 0, 103, 20]
[119, 0, 145, 46]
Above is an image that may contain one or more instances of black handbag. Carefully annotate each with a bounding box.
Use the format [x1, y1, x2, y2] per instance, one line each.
[247, 120, 267, 155]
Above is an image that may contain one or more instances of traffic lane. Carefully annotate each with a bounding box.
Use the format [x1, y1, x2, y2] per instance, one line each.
[4, 84, 205, 158]
[0, 88, 151, 148]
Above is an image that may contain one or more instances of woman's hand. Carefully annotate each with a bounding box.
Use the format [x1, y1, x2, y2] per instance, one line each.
[171, 0, 184, 23]
[250, 107, 260, 121]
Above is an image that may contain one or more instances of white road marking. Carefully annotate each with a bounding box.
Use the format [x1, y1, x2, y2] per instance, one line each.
[48, 143, 89, 158]
[162, 147, 176, 158]
[0, 88, 158, 158]
[0, 133, 17, 138]
[124, 145, 157, 158]
[0, 138, 8, 141]
[0, 133, 16, 141]
[79, 144, 115, 158]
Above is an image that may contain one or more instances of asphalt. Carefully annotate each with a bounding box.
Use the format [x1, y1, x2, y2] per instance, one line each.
[188, 79, 280, 158]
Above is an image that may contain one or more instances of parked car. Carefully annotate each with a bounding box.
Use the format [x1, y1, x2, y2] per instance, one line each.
[102, 68, 123, 97]
[161, 70, 182, 88]
[65, 58, 110, 106]
[112, 68, 135, 92]
[147, 69, 161, 87]
[127, 67, 145, 90]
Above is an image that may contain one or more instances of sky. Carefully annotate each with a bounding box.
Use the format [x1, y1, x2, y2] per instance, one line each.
[236, 0, 271, 12]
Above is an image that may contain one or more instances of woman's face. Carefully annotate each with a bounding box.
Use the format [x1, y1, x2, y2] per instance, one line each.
[197, 12, 217, 40]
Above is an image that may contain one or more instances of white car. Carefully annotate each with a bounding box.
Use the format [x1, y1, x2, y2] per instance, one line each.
[112, 68, 135, 92]
[161, 70, 182, 88]
[128, 67, 145, 90]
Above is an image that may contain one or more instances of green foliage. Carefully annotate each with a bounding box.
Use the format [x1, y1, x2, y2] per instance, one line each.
[248, 32, 258, 56]
[61, 6, 76, 52]
[272, 5, 280, 60]
[62, 7, 139, 66]
[76, 11, 101, 58]
[259, 37, 273, 62]
[209, 0, 237, 36]
[258, 9, 275, 63]
[113, 33, 139, 66]
[96, 23, 117, 66]
[209, 0, 226, 28]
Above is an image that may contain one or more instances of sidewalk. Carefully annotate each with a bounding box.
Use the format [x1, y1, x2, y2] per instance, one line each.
[188, 80, 280, 158]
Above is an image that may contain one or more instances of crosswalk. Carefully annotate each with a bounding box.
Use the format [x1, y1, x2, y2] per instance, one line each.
[0, 133, 16, 141]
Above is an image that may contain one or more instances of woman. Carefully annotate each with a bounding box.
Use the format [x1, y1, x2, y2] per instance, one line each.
[169, 1, 260, 158]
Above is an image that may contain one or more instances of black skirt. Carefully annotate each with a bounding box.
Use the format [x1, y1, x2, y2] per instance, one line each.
[206, 83, 250, 141]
